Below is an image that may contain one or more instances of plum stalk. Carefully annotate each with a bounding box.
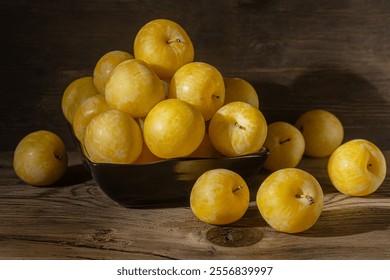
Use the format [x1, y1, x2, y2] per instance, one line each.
[167, 38, 183, 44]
[235, 122, 246, 130]
[295, 194, 314, 205]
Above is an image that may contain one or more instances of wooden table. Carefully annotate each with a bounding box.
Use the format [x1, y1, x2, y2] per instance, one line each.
[1, 0, 390, 261]
[1, 150, 389, 260]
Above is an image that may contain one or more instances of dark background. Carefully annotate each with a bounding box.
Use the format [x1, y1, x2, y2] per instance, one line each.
[1, 0, 389, 151]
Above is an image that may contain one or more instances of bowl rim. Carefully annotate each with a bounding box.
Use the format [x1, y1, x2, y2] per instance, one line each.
[81, 144, 270, 168]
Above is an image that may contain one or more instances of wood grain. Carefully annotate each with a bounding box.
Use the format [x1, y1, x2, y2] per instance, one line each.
[0, 151, 389, 259]
[1, 0, 389, 260]
[0, 0, 389, 150]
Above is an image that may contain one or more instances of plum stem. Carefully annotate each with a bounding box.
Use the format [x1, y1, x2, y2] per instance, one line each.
[233, 185, 243, 193]
[167, 38, 182, 44]
[279, 138, 291, 144]
[54, 154, 63, 160]
[296, 194, 314, 205]
[235, 122, 246, 130]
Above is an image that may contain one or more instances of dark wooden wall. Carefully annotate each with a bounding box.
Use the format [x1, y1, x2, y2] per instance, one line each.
[1, 0, 389, 151]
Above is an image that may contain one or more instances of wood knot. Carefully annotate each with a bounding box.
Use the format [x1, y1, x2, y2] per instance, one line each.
[206, 227, 262, 247]
[91, 228, 114, 242]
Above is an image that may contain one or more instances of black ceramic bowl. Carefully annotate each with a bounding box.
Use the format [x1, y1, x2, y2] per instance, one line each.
[73, 134, 269, 208]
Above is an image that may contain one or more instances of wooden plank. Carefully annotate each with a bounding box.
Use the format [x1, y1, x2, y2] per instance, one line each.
[0, 0, 389, 150]
[0, 151, 389, 259]
[1, 1, 389, 259]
